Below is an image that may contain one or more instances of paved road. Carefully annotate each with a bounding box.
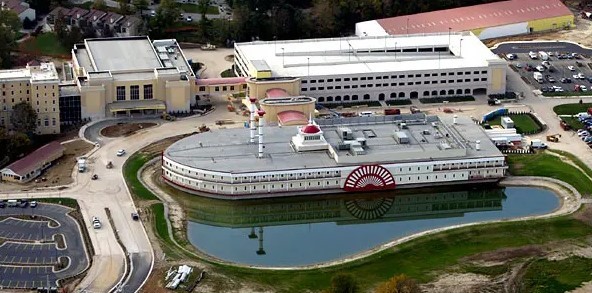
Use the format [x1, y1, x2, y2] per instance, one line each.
[0, 203, 89, 289]
[492, 41, 592, 55]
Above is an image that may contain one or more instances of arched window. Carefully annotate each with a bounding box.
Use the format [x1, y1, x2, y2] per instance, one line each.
[335, 96, 342, 101]
[363, 94, 370, 100]
[439, 90, 446, 95]
[456, 89, 463, 95]
[390, 93, 397, 98]
[423, 91, 430, 96]
[464, 89, 471, 94]
[317, 97, 324, 102]
[431, 90, 437, 96]
[447, 89, 454, 95]
[344, 95, 350, 101]
[398, 92, 405, 98]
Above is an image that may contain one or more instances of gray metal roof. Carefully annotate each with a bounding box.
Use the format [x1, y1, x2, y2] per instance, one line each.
[86, 38, 162, 71]
[165, 115, 503, 174]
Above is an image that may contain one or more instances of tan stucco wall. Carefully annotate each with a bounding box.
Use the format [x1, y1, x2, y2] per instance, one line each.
[246, 78, 301, 100]
[80, 86, 106, 119]
[166, 81, 190, 112]
[261, 102, 315, 124]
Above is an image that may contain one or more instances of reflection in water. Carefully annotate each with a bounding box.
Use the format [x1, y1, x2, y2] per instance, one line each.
[186, 186, 559, 266]
[187, 187, 505, 227]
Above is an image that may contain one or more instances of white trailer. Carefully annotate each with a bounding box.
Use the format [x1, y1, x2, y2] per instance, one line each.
[533, 72, 543, 83]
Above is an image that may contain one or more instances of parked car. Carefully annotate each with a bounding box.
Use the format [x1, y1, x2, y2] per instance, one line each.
[515, 63, 522, 68]
[186, 16, 193, 22]
[568, 65, 576, 71]
[116, 149, 126, 156]
[30, 201, 37, 208]
[560, 77, 572, 83]
[545, 75, 556, 82]
[0, 201, 5, 208]
[536, 65, 545, 72]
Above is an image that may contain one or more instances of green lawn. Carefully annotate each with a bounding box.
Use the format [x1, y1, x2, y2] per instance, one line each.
[38, 198, 79, 209]
[123, 154, 158, 200]
[220, 68, 236, 77]
[151, 203, 172, 245]
[507, 152, 592, 196]
[561, 116, 583, 130]
[548, 149, 592, 180]
[488, 114, 541, 134]
[519, 257, 592, 292]
[177, 3, 220, 14]
[19, 33, 69, 56]
[553, 103, 592, 115]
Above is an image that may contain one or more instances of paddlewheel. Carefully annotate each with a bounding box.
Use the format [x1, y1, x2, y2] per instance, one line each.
[343, 165, 396, 192]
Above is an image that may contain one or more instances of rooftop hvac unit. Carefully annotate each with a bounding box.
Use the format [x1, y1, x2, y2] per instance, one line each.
[394, 131, 409, 144]
[356, 137, 367, 147]
[338, 127, 354, 140]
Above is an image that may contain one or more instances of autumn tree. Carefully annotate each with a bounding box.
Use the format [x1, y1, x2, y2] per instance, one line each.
[132, 0, 149, 14]
[118, 0, 134, 15]
[374, 274, 420, 293]
[324, 273, 359, 293]
[10, 102, 38, 135]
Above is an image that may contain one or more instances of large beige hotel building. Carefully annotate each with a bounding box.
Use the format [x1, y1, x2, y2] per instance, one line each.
[0, 62, 60, 135]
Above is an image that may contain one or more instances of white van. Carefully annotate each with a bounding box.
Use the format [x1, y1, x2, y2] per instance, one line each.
[358, 111, 373, 117]
[7, 199, 18, 207]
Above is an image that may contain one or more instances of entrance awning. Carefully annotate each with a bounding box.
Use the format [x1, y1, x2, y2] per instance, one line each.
[107, 100, 166, 112]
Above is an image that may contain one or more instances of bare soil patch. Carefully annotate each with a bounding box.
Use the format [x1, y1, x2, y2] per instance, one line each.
[464, 246, 545, 264]
[24, 139, 93, 188]
[100, 123, 157, 138]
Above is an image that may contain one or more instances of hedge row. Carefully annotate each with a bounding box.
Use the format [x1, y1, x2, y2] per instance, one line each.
[419, 95, 475, 104]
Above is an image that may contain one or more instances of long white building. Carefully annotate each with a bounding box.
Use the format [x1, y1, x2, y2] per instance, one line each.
[233, 32, 507, 104]
[162, 114, 507, 199]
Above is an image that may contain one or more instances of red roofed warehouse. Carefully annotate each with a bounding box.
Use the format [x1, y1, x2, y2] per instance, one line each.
[0, 141, 65, 183]
[355, 0, 574, 40]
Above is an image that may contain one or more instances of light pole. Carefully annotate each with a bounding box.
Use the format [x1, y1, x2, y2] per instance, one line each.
[394, 42, 397, 60]
[307, 57, 310, 77]
[281, 47, 285, 67]
[459, 38, 463, 57]
[406, 18, 410, 35]
[448, 27, 451, 47]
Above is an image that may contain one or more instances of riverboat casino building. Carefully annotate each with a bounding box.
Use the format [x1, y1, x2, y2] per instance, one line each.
[162, 113, 507, 199]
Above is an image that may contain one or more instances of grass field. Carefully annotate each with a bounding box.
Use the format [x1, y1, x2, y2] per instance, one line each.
[19, 33, 69, 56]
[38, 198, 79, 209]
[488, 114, 541, 134]
[519, 257, 592, 292]
[548, 149, 592, 180]
[507, 152, 592, 196]
[220, 68, 236, 77]
[151, 203, 171, 245]
[123, 154, 158, 200]
[177, 3, 219, 14]
[561, 116, 584, 130]
[553, 103, 592, 115]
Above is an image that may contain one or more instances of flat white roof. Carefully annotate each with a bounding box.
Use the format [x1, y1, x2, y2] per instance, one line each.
[85, 38, 162, 71]
[0, 63, 59, 82]
[235, 32, 502, 77]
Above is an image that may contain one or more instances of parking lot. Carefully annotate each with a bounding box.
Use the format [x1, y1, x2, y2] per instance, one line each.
[493, 42, 592, 94]
[0, 202, 89, 289]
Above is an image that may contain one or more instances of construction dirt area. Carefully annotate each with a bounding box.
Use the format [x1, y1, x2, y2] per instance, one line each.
[100, 123, 158, 138]
[23, 139, 94, 189]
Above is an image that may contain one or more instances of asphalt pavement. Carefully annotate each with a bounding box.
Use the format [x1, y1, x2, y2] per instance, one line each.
[492, 41, 592, 55]
[0, 203, 89, 289]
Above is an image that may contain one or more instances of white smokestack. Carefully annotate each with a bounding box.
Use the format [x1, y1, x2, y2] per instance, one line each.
[249, 97, 257, 143]
[258, 110, 266, 158]
[453, 115, 458, 125]
[476, 140, 481, 151]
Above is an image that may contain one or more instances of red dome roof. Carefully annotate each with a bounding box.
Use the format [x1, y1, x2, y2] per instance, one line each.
[302, 124, 321, 134]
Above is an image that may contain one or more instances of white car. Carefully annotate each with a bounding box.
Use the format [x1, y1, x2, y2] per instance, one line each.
[536, 66, 545, 72]
[578, 73, 586, 79]
[116, 149, 126, 157]
[553, 86, 564, 92]
[92, 217, 101, 229]
[579, 131, 590, 137]
[581, 85, 588, 92]
[529, 51, 538, 59]
[568, 66, 576, 71]
[573, 74, 582, 80]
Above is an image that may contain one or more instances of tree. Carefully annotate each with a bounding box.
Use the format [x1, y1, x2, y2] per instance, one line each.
[10, 102, 38, 135]
[0, 10, 21, 68]
[92, 0, 107, 10]
[374, 274, 420, 293]
[324, 273, 359, 293]
[118, 0, 134, 15]
[133, 0, 149, 14]
[148, 0, 181, 37]
[53, 11, 68, 42]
